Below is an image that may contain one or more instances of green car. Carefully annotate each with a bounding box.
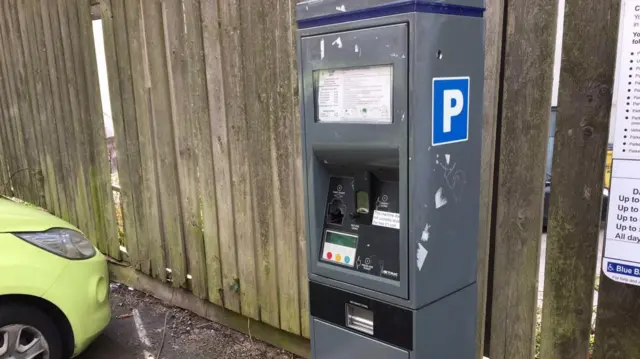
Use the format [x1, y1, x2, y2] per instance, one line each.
[0, 197, 111, 358]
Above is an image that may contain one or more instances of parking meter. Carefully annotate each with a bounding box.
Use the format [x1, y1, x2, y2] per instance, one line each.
[296, 1, 485, 358]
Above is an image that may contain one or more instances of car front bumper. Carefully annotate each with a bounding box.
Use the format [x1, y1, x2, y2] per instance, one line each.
[42, 251, 111, 357]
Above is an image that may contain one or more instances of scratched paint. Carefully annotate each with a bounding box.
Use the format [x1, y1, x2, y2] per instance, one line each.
[417, 243, 428, 270]
[332, 37, 343, 48]
[336, 4, 346, 12]
[435, 187, 448, 209]
[421, 223, 430, 242]
[321, 39, 325, 59]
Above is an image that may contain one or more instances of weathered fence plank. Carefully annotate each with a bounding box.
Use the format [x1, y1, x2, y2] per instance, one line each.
[478, 0, 506, 355]
[271, 0, 301, 336]
[53, 0, 96, 238]
[289, 0, 309, 339]
[219, 0, 260, 321]
[45, 0, 83, 226]
[39, 0, 76, 222]
[0, 2, 30, 201]
[177, 0, 209, 299]
[0, 23, 17, 197]
[489, 0, 558, 357]
[161, 0, 195, 291]
[540, 0, 619, 357]
[76, 0, 120, 259]
[15, 0, 47, 207]
[138, 0, 169, 281]
[103, 0, 146, 269]
[18, 0, 51, 209]
[6, 0, 40, 204]
[30, 0, 63, 216]
[200, 0, 240, 312]
[197, 0, 224, 308]
[241, 0, 280, 328]
[184, 0, 223, 303]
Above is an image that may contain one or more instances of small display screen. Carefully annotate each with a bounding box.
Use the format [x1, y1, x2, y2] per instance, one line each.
[325, 231, 358, 248]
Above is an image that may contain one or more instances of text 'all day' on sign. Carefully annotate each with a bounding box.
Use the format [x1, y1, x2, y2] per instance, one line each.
[432, 77, 470, 146]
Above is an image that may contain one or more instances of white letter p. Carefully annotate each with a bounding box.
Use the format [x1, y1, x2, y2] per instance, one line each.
[443, 89, 464, 133]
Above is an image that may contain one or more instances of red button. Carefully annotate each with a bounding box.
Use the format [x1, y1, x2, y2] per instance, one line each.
[327, 252, 333, 260]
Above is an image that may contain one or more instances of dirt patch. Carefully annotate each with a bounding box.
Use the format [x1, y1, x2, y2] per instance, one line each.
[78, 284, 302, 359]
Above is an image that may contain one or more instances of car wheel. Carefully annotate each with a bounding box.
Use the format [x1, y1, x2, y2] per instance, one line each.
[0, 303, 63, 359]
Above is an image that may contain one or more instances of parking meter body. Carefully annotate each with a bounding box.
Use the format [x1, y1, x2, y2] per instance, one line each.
[296, 1, 485, 358]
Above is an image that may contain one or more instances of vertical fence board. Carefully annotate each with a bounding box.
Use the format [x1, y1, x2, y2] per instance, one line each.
[53, 0, 96, 237]
[139, 0, 169, 281]
[0, 21, 17, 197]
[478, 0, 506, 355]
[15, 0, 46, 207]
[45, 0, 82, 226]
[489, 0, 558, 357]
[269, 0, 301, 335]
[105, 0, 147, 269]
[66, 0, 101, 248]
[5, 0, 37, 203]
[219, 0, 259, 320]
[39, 0, 74, 222]
[76, 0, 120, 259]
[123, 0, 165, 269]
[540, 0, 619, 357]
[0, 2, 29, 201]
[159, 0, 191, 290]
[290, 0, 309, 338]
[241, 0, 279, 328]
[201, 0, 240, 312]
[176, 0, 209, 299]
[196, 0, 224, 307]
[187, 0, 224, 305]
[19, 0, 53, 210]
[31, 0, 63, 216]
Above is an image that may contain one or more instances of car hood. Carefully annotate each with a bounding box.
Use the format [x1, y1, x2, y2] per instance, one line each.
[0, 197, 77, 233]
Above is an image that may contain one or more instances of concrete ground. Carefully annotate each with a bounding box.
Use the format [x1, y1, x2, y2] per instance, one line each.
[77, 285, 301, 359]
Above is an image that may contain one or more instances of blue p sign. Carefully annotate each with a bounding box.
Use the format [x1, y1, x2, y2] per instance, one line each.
[432, 77, 470, 146]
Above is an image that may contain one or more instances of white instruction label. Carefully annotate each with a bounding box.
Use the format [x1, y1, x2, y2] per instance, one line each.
[372, 210, 400, 229]
[317, 65, 392, 123]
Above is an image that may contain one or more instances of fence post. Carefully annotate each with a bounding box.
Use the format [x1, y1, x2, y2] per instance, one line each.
[488, 0, 558, 357]
[540, 0, 619, 357]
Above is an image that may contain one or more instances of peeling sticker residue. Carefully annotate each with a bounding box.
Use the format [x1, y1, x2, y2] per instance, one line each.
[354, 44, 359, 52]
[401, 54, 406, 58]
[336, 4, 346, 12]
[320, 39, 325, 59]
[332, 37, 343, 48]
[445, 154, 450, 164]
[401, 113, 405, 122]
[417, 244, 428, 270]
[421, 223, 430, 242]
[435, 187, 448, 209]
[390, 53, 399, 57]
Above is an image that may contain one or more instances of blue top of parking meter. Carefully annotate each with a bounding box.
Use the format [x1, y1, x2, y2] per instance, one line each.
[296, 0, 485, 28]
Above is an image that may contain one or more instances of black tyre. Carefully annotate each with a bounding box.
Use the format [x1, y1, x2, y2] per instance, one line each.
[0, 303, 63, 359]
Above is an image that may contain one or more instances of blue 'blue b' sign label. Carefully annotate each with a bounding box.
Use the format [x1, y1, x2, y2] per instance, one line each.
[432, 77, 470, 146]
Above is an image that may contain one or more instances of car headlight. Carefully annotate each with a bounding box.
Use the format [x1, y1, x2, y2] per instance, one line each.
[13, 228, 96, 259]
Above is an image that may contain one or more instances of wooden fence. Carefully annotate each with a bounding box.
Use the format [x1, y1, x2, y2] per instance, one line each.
[1, 0, 640, 358]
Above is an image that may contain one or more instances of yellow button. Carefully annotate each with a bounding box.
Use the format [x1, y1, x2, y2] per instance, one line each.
[336, 254, 342, 262]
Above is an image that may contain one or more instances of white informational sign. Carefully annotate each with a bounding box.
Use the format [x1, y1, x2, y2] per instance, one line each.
[372, 210, 400, 229]
[317, 65, 393, 123]
[604, 0, 640, 286]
